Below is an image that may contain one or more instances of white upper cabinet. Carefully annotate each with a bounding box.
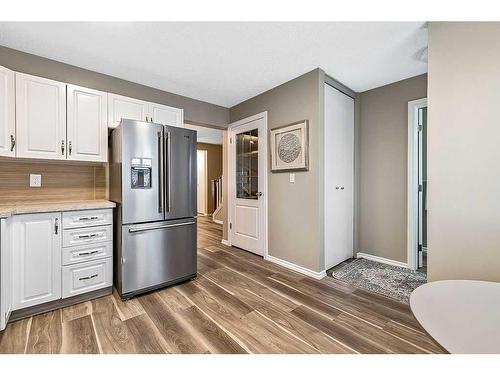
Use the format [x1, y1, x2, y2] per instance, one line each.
[0, 66, 15, 158]
[149, 102, 183, 127]
[107, 93, 150, 128]
[12, 213, 62, 310]
[67, 85, 108, 162]
[15, 73, 67, 160]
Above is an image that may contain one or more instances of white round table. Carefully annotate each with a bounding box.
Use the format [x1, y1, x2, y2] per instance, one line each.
[410, 280, 500, 354]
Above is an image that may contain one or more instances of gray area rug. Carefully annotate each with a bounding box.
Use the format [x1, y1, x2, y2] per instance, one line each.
[331, 258, 427, 303]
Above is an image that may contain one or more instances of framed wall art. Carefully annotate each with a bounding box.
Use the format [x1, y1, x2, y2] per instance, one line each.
[270, 120, 309, 172]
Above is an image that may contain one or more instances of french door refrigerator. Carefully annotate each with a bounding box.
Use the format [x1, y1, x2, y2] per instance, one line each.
[110, 119, 197, 299]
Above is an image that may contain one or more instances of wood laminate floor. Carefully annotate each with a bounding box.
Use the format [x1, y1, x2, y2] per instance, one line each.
[0, 216, 446, 354]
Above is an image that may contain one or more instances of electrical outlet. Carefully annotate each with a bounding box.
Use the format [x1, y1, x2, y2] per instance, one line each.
[289, 173, 295, 183]
[30, 174, 42, 187]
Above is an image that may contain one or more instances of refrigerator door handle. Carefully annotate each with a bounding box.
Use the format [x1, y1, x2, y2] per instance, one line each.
[128, 221, 196, 233]
[166, 130, 172, 212]
[158, 131, 164, 213]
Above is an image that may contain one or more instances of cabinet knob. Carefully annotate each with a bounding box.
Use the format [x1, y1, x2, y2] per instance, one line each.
[335, 186, 339, 190]
[68, 141, 72, 156]
[10, 134, 15, 152]
[61, 140, 65, 155]
[341, 187, 344, 190]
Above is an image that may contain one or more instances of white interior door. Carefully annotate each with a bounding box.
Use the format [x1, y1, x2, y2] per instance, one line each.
[324, 84, 354, 269]
[229, 114, 267, 256]
[197, 150, 208, 215]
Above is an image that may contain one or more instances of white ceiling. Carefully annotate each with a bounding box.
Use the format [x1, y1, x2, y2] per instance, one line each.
[0, 22, 428, 107]
[184, 123, 223, 145]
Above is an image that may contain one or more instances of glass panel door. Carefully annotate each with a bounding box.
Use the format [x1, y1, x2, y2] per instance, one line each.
[235, 128, 258, 199]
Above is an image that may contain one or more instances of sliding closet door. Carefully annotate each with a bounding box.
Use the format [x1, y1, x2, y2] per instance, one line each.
[324, 84, 354, 269]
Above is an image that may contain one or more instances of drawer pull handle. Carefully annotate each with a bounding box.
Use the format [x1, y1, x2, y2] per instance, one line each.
[78, 250, 100, 256]
[77, 234, 100, 239]
[79, 274, 99, 281]
[78, 217, 99, 221]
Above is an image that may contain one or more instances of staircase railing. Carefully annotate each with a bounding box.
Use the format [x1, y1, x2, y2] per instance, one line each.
[211, 176, 223, 216]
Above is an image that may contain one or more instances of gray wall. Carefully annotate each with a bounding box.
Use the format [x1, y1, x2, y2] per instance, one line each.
[427, 22, 500, 281]
[0, 45, 229, 127]
[358, 74, 427, 263]
[230, 69, 325, 272]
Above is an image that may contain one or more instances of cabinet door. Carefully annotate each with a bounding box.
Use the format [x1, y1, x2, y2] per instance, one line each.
[67, 85, 108, 162]
[0, 66, 15, 158]
[149, 102, 183, 127]
[107, 93, 150, 129]
[0, 218, 12, 330]
[12, 213, 62, 310]
[16, 73, 67, 160]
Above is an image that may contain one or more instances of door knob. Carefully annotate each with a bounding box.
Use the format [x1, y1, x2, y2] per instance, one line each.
[256, 192, 263, 197]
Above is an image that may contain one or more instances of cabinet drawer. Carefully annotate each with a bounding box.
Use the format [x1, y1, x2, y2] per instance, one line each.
[63, 225, 112, 247]
[63, 209, 112, 229]
[62, 241, 112, 266]
[62, 258, 112, 298]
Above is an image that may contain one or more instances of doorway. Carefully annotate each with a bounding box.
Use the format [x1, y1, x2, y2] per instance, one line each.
[197, 149, 208, 215]
[228, 112, 268, 257]
[407, 98, 428, 273]
[184, 123, 225, 224]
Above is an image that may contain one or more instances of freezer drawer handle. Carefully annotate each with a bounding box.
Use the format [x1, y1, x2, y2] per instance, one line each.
[79, 274, 99, 281]
[128, 221, 196, 233]
[77, 233, 100, 239]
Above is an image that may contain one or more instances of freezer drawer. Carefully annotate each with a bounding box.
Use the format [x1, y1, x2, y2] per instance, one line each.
[63, 225, 112, 247]
[120, 218, 197, 296]
[62, 258, 112, 298]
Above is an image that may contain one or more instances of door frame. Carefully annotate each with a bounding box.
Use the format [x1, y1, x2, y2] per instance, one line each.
[407, 98, 427, 271]
[197, 149, 208, 215]
[227, 111, 268, 258]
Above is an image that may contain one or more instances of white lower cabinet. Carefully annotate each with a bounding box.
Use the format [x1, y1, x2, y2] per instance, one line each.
[12, 213, 62, 310]
[1, 218, 13, 331]
[7, 208, 112, 319]
[62, 258, 112, 298]
[61, 208, 113, 298]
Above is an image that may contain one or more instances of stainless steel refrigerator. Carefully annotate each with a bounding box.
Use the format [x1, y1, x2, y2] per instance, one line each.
[110, 119, 197, 300]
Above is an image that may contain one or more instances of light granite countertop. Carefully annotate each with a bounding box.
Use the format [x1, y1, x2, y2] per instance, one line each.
[0, 200, 116, 219]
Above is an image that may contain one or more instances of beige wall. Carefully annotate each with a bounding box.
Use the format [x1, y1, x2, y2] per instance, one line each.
[230, 69, 324, 272]
[196, 143, 223, 214]
[427, 22, 500, 281]
[0, 45, 229, 127]
[358, 74, 427, 263]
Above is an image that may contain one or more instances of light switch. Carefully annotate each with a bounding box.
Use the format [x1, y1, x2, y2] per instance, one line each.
[30, 174, 42, 187]
[289, 173, 295, 183]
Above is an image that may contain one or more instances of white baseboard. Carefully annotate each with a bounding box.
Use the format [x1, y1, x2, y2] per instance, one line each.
[356, 252, 408, 268]
[265, 255, 326, 280]
[213, 219, 223, 225]
[221, 239, 230, 246]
